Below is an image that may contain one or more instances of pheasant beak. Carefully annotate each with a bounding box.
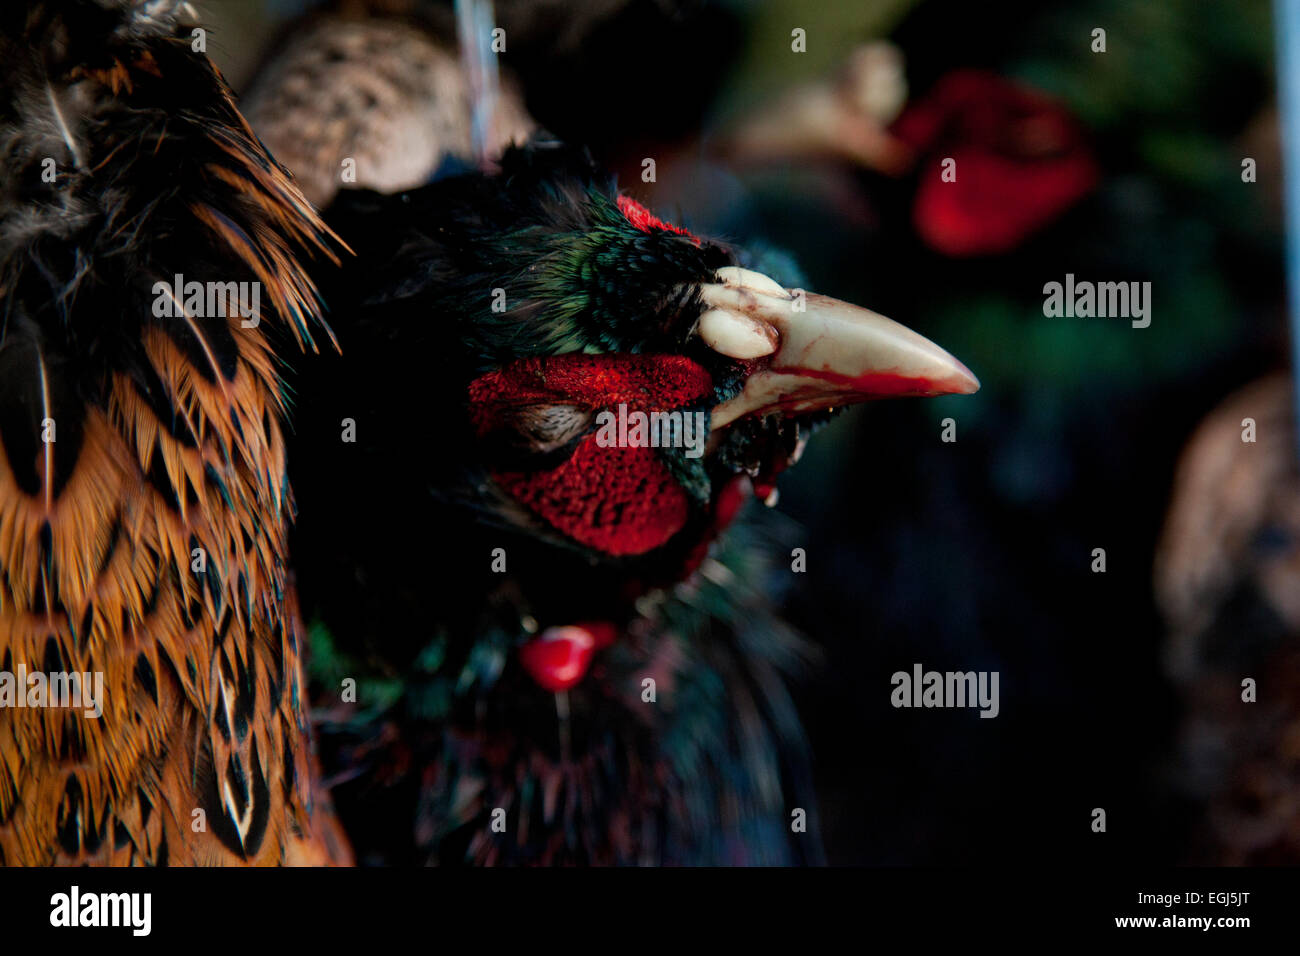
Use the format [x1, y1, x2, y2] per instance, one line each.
[696, 267, 979, 429]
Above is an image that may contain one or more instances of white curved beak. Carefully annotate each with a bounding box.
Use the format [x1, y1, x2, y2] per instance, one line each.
[696, 267, 979, 429]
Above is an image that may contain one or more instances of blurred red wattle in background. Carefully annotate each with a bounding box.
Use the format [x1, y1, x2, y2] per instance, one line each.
[891, 69, 1098, 256]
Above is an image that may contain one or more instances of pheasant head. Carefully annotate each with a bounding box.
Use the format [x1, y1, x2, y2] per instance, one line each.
[318, 141, 976, 573]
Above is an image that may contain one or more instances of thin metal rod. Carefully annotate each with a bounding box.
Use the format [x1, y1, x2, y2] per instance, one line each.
[456, 0, 501, 168]
[1275, 0, 1300, 453]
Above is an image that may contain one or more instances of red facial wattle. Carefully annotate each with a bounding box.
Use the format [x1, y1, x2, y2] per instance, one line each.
[496, 442, 690, 555]
[468, 353, 714, 556]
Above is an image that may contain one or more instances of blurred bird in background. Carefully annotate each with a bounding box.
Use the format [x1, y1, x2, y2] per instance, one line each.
[1157, 374, 1300, 863]
[242, 0, 535, 207]
[0, 0, 348, 865]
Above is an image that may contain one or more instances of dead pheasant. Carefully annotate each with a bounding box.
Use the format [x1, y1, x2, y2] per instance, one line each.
[283, 138, 979, 864]
[0, 0, 348, 865]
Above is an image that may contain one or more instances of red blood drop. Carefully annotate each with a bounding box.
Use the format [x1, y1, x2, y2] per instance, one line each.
[519, 625, 609, 691]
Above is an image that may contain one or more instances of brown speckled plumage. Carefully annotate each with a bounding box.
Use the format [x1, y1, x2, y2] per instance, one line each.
[243, 11, 534, 208]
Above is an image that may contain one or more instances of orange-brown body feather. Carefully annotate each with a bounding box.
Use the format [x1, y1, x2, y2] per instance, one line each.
[0, 0, 349, 866]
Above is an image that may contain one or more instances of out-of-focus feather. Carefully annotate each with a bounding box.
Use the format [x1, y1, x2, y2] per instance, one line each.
[243, 11, 534, 208]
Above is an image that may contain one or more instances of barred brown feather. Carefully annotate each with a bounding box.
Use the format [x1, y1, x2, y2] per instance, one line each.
[0, 0, 348, 866]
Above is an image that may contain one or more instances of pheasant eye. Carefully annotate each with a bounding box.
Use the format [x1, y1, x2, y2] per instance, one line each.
[477, 402, 595, 467]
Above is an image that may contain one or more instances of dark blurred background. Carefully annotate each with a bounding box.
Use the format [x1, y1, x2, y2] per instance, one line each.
[209, 0, 1287, 864]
